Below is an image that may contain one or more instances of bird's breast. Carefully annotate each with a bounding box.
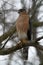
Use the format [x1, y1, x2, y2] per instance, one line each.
[16, 13, 29, 39]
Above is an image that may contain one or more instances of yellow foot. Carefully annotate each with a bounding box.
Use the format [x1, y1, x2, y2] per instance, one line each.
[21, 39, 28, 43]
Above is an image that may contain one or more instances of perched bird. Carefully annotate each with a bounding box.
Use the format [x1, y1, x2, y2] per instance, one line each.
[16, 9, 31, 60]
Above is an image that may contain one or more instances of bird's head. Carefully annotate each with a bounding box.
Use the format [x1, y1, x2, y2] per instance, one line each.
[18, 9, 26, 14]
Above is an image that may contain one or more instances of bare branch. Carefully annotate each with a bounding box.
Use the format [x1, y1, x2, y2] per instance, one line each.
[0, 9, 18, 13]
[31, 0, 43, 19]
[0, 24, 16, 43]
[0, 36, 43, 55]
[33, 21, 43, 27]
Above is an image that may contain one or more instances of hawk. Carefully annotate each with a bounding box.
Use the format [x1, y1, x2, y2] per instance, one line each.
[16, 9, 31, 60]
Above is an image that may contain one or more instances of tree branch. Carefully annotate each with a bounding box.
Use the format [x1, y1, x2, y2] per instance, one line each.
[33, 21, 43, 27]
[0, 36, 43, 55]
[0, 24, 16, 43]
[31, 0, 43, 20]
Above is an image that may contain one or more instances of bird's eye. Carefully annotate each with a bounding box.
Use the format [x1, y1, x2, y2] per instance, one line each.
[18, 9, 26, 14]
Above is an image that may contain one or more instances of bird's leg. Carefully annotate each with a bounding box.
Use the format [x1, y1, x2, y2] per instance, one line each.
[21, 39, 28, 44]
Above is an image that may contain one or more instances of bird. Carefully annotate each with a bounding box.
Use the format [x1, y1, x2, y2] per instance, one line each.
[16, 9, 31, 60]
